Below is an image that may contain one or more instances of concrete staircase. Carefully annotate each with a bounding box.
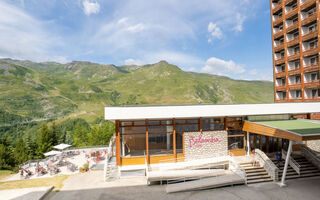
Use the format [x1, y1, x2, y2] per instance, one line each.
[240, 162, 273, 184]
[105, 157, 118, 181]
[271, 155, 320, 180]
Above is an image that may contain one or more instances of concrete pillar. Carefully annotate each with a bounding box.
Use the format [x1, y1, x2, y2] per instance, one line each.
[246, 132, 250, 156]
[280, 140, 293, 187]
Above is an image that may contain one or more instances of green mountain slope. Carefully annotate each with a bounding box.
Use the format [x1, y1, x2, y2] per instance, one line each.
[0, 59, 274, 127]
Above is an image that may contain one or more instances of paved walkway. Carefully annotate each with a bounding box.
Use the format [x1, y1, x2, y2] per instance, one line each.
[0, 186, 52, 200]
[46, 171, 320, 200]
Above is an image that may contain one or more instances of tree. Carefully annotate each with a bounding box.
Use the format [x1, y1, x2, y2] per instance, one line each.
[72, 122, 88, 147]
[50, 122, 58, 146]
[0, 134, 15, 170]
[88, 122, 114, 146]
[14, 138, 28, 165]
[36, 123, 54, 158]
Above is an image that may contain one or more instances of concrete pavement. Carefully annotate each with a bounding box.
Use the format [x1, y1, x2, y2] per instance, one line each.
[0, 186, 53, 200]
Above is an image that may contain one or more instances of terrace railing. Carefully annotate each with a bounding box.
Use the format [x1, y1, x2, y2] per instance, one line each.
[282, 149, 300, 175]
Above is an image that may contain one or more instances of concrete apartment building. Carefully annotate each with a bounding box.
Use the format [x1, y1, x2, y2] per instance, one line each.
[271, 0, 320, 103]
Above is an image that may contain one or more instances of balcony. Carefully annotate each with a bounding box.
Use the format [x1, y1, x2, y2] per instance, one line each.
[286, 22, 299, 32]
[302, 29, 317, 41]
[273, 3, 283, 13]
[273, 16, 283, 25]
[274, 43, 285, 51]
[304, 64, 319, 72]
[287, 37, 299, 47]
[288, 68, 301, 75]
[275, 72, 286, 78]
[287, 52, 300, 60]
[303, 45, 318, 56]
[273, 29, 284, 38]
[301, 12, 317, 26]
[300, 0, 316, 11]
[275, 57, 286, 65]
[304, 79, 320, 87]
[286, 7, 298, 18]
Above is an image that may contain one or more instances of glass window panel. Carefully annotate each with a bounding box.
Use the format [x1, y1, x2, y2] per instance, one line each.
[175, 119, 186, 124]
[161, 120, 173, 125]
[175, 124, 199, 132]
[134, 121, 145, 126]
[187, 119, 198, 124]
[148, 125, 173, 133]
[228, 136, 244, 150]
[121, 133, 146, 157]
[120, 121, 133, 126]
[202, 118, 223, 124]
[202, 123, 224, 131]
[228, 130, 245, 136]
[176, 132, 183, 154]
[148, 120, 160, 125]
[148, 133, 173, 155]
[120, 126, 146, 135]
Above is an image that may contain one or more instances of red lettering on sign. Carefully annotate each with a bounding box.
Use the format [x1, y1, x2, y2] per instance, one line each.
[189, 133, 221, 148]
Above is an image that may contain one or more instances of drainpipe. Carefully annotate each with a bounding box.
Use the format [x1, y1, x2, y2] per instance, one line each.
[280, 140, 293, 187]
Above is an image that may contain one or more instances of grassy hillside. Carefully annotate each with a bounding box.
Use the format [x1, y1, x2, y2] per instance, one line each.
[0, 59, 274, 129]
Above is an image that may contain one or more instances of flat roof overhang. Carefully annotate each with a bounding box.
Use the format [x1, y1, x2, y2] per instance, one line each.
[105, 102, 320, 121]
[243, 119, 320, 141]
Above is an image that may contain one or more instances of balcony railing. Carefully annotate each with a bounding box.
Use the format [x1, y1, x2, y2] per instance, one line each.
[301, 13, 317, 26]
[287, 52, 300, 60]
[303, 45, 318, 56]
[288, 67, 301, 75]
[286, 22, 299, 32]
[304, 62, 319, 68]
[302, 29, 317, 41]
[274, 30, 284, 38]
[273, 3, 283, 12]
[300, 0, 316, 10]
[274, 43, 285, 51]
[304, 65, 319, 72]
[275, 57, 286, 65]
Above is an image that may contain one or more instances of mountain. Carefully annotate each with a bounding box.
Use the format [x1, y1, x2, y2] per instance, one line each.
[0, 58, 274, 128]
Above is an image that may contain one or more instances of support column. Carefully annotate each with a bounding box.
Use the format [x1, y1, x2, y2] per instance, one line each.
[280, 140, 293, 187]
[146, 119, 149, 164]
[173, 119, 176, 162]
[115, 120, 121, 166]
[246, 132, 250, 156]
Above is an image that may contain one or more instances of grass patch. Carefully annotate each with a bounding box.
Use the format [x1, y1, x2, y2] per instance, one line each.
[0, 170, 14, 181]
[0, 175, 69, 190]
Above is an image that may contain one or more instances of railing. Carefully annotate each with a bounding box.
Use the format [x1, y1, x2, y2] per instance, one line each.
[301, 145, 320, 170]
[254, 149, 279, 181]
[104, 136, 116, 182]
[229, 155, 247, 184]
[282, 149, 300, 175]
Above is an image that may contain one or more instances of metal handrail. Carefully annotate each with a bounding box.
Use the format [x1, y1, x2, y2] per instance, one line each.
[301, 145, 320, 163]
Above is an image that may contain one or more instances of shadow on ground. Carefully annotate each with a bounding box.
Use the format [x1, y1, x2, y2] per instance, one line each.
[44, 177, 320, 200]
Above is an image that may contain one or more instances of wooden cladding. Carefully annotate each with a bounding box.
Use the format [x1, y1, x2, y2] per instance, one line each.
[243, 121, 303, 141]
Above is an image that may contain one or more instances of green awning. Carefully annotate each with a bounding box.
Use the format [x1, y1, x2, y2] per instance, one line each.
[252, 120, 320, 136]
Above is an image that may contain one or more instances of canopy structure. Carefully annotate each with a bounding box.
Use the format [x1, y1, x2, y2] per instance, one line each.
[44, 150, 62, 157]
[53, 143, 72, 150]
[243, 119, 320, 141]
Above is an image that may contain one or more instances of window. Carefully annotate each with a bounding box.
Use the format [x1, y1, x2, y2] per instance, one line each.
[294, 61, 300, 69]
[309, 40, 317, 49]
[148, 133, 173, 155]
[202, 118, 224, 131]
[292, 17, 298, 23]
[281, 78, 286, 85]
[311, 73, 317, 80]
[280, 38, 284, 43]
[312, 89, 317, 97]
[280, 51, 285, 57]
[282, 92, 287, 99]
[310, 56, 319, 65]
[295, 75, 301, 83]
[281, 65, 285, 71]
[296, 90, 302, 98]
[309, 24, 317, 32]
[294, 46, 299, 54]
[228, 137, 244, 150]
[279, 25, 283, 31]
[293, 32, 299, 38]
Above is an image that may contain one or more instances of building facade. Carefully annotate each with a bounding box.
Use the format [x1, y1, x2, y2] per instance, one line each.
[105, 103, 320, 166]
[271, 0, 320, 103]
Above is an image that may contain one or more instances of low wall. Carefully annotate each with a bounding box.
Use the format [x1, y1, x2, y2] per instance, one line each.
[184, 131, 228, 161]
[254, 149, 279, 181]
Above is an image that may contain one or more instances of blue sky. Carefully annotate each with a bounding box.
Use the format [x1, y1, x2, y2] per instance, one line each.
[0, 0, 273, 80]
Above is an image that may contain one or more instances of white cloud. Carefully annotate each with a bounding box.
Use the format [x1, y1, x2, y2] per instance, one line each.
[208, 22, 223, 41]
[83, 0, 100, 16]
[201, 57, 245, 76]
[126, 23, 146, 33]
[0, 1, 65, 62]
[124, 58, 143, 65]
[233, 13, 246, 32]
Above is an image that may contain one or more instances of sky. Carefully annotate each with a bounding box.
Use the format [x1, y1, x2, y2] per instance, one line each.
[0, 0, 273, 81]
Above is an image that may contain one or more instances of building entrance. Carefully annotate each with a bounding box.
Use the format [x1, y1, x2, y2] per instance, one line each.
[249, 133, 289, 154]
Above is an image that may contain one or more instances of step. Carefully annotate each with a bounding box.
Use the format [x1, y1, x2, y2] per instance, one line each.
[279, 169, 320, 175]
[246, 174, 271, 180]
[244, 166, 263, 171]
[246, 171, 268, 177]
[247, 178, 273, 184]
[279, 166, 318, 172]
[285, 172, 320, 180]
[277, 163, 313, 168]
